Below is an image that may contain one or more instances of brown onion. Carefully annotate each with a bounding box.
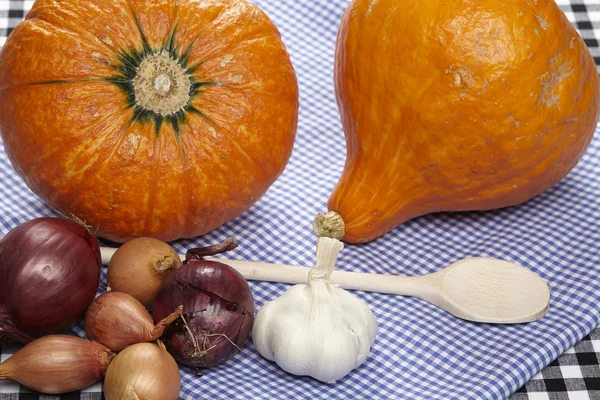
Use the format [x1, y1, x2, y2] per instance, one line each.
[0, 334, 113, 394]
[85, 291, 182, 352]
[154, 238, 254, 368]
[107, 237, 182, 308]
[104, 342, 180, 400]
[0, 218, 101, 344]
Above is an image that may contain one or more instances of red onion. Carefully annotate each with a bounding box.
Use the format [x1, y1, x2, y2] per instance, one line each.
[153, 238, 254, 368]
[0, 218, 101, 344]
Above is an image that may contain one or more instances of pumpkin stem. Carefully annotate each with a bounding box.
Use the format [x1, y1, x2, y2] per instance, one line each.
[133, 53, 191, 116]
[313, 211, 345, 240]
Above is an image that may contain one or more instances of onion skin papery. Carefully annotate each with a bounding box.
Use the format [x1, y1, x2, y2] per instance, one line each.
[153, 239, 254, 368]
[104, 342, 180, 400]
[85, 291, 183, 352]
[0, 335, 113, 394]
[0, 218, 101, 344]
[107, 237, 182, 309]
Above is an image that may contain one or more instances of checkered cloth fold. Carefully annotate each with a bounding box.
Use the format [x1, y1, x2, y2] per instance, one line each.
[513, 330, 600, 399]
[1, 1, 600, 399]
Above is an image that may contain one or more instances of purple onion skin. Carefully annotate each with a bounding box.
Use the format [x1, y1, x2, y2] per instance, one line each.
[153, 260, 254, 368]
[0, 218, 101, 344]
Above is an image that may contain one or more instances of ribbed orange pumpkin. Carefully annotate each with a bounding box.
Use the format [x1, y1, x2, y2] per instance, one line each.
[329, 0, 600, 243]
[0, 0, 298, 243]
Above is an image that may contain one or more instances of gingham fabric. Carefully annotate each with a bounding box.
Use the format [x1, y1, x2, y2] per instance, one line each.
[0, 1, 599, 399]
[513, 330, 600, 400]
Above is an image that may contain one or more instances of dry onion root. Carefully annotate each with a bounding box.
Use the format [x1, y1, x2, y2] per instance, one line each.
[107, 237, 182, 309]
[104, 342, 180, 400]
[85, 292, 183, 352]
[0, 335, 113, 394]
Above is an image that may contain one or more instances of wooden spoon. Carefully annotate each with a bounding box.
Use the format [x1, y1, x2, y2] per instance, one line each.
[100, 247, 549, 324]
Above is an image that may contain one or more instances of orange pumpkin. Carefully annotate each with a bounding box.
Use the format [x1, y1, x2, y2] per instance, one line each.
[0, 0, 298, 243]
[329, 0, 600, 243]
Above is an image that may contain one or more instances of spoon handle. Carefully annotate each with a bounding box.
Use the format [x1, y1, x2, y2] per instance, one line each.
[100, 247, 434, 296]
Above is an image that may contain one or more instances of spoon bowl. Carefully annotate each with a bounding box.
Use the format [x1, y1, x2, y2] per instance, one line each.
[428, 258, 550, 323]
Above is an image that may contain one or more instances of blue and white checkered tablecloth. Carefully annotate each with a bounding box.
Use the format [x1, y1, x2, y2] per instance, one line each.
[1, 1, 600, 399]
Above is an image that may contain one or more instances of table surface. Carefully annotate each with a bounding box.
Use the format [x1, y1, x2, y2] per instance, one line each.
[0, 0, 600, 399]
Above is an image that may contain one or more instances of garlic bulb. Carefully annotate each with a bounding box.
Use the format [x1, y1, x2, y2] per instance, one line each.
[252, 237, 377, 383]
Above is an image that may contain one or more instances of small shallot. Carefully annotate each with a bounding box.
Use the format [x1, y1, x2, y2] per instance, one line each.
[104, 342, 180, 400]
[0, 334, 113, 394]
[107, 237, 182, 308]
[85, 291, 182, 352]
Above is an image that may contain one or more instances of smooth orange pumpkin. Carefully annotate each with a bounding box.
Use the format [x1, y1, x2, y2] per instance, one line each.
[0, 0, 298, 243]
[329, 0, 600, 243]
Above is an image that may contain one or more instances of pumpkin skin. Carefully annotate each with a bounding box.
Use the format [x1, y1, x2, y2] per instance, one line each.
[329, 0, 600, 244]
[0, 0, 298, 243]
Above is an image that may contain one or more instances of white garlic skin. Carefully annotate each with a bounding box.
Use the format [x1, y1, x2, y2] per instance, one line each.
[252, 279, 377, 383]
